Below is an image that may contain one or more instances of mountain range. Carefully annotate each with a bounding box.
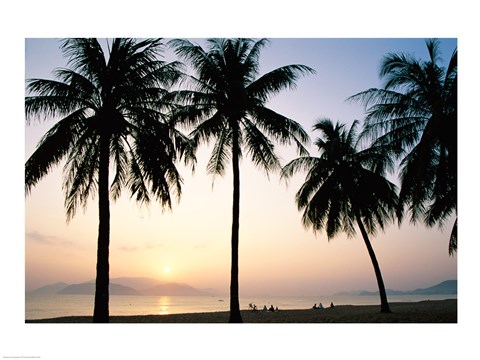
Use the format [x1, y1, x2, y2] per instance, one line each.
[29, 278, 456, 297]
[334, 280, 457, 297]
[29, 277, 216, 296]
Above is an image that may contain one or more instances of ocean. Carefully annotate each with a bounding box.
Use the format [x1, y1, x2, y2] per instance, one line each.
[25, 293, 457, 320]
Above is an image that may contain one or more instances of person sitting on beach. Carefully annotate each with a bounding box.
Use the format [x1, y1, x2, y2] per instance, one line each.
[330, 302, 335, 308]
[312, 303, 318, 309]
[263, 305, 268, 312]
[318, 303, 324, 310]
[269, 305, 275, 312]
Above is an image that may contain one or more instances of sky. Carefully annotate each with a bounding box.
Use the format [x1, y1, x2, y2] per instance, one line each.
[3, 2, 480, 359]
[23, 37, 458, 297]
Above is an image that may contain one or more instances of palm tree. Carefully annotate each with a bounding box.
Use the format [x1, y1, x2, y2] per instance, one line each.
[281, 118, 398, 313]
[169, 38, 315, 322]
[25, 38, 193, 322]
[349, 39, 457, 255]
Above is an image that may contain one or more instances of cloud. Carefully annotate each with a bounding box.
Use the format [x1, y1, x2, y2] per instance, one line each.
[145, 242, 164, 249]
[25, 230, 86, 250]
[26, 231, 58, 244]
[118, 241, 166, 252]
[117, 246, 139, 252]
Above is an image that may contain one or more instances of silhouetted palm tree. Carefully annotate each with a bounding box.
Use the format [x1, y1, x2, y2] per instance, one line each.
[169, 38, 315, 322]
[282, 118, 398, 313]
[349, 39, 457, 255]
[25, 38, 193, 322]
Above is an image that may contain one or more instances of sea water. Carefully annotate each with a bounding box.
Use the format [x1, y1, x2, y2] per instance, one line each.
[25, 293, 457, 320]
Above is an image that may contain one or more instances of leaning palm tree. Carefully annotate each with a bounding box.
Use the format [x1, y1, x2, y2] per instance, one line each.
[349, 39, 457, 255]
[282, 118, 398, 313]
[25, 38, 193, 322]
[169, 38, 315, 322]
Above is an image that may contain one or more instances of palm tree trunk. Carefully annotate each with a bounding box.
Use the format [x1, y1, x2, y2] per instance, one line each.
[355, 211, 391, 313]
[228, 126, 243, 323]
[93, 132, 110, 323]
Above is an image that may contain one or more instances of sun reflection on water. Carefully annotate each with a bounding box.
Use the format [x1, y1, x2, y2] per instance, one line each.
[157, 296, 171, 315]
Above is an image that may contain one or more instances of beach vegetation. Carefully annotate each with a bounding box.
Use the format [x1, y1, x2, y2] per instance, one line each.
[168, 38, 315, 322]
[349, 39, 457, 255]
[281, 118, 398, 313]
[25, 38, 193, 322]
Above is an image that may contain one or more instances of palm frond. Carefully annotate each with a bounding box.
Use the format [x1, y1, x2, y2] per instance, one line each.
[109, 133, 129, 201]
[63, 128, 100, 221]
[425, 39, 442, 64]
[295, 160, 329, 211]
[206, 127, 232, 177]
[169, 38, 226, 91]
[170, 127, 197, 170]
[25, 79, 95, 123]
[243, 38, 270, 82]
[25, 110, 90, 193]
[126, 143, 152, 208]
[250, 105, 310, 156]
[449, 218, 457, 256]
[281, 156, 318, 178]
[248, 64, 315, 102]
[242, 118, 280, 175]
[60, 38, 106, 85]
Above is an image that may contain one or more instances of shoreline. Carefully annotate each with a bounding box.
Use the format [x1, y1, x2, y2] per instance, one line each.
[26, 299, 456, 323]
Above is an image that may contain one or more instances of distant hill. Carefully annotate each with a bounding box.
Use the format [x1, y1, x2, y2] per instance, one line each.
[359, 289, 408, 296]
[28, 282, 69, 294]
[110, 277, 163, 291]
[333, 290, 367, 296]
[30, 277, 217, 296]
[142, 283, 213, 296]
[354, 280, 457, 297]
[58, 282, 141, 295]
[409, 280, 457, 295]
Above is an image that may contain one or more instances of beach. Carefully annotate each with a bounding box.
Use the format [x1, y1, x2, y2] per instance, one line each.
[26, 299, 456, 323]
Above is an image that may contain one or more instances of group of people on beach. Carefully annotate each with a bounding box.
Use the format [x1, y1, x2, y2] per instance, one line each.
[312, 302, 334, 310]
[248, 303, 278, 312]
[249, 302, 335, 312]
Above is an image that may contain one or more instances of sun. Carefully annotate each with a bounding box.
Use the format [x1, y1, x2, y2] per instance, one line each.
[163, 266, 171, 274]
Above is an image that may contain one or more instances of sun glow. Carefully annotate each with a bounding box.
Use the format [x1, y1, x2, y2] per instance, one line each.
[163, 266, 171, 274]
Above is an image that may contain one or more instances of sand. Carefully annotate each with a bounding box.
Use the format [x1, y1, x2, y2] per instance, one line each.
[25, 299, 456, 323]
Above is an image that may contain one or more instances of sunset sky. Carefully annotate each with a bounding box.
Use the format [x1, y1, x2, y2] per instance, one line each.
[24, 37, 457, 296]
